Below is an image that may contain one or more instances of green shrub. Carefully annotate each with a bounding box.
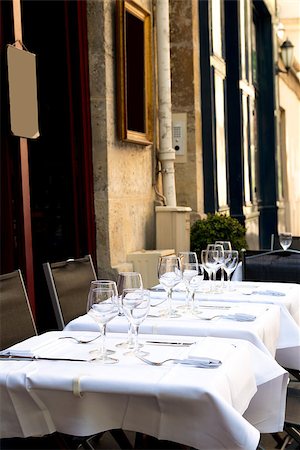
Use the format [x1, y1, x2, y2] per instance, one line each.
[190, 213, 248, 254]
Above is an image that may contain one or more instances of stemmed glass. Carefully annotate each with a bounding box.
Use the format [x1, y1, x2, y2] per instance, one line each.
[207, 244, 224, 281]
[158, 256, 182, 318]
[215, 241, 232, 251]
[189, 264, 205, 311]
[86, 287, 119, 364]
[178, 252, 199, 312]
[88, 280, 118, 307]
[223, 250, 239, 290]
[201, 249, 221, 293]
[121, 288, 150, 355]
[88, 280, 118, 355]
[279, 232, 292, 251]
[116, 272, 143, 349]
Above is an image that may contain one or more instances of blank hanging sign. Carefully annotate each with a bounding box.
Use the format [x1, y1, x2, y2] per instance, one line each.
[7, 44, 40, 139]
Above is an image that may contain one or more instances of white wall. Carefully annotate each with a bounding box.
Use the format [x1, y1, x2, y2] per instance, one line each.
[279, 77, 300, 234]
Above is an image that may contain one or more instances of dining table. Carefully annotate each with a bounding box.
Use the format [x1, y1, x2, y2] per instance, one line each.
[65, 280, 300, 370]
[0, 330, 288, 450]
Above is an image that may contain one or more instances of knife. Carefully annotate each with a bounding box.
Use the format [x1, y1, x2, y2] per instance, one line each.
[0, 355, 90, 362]
[145, 340, 195, 347]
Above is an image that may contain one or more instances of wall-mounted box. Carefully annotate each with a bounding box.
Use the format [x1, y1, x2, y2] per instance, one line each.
[127, 249, 175, 288]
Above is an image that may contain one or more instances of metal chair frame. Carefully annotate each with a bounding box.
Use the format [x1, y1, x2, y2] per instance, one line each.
[0, 269, 37, 350]
[43, 255, 97, 330]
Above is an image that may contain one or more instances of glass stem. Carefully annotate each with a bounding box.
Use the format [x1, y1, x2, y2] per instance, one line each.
[128, 324, 134, 348]
[100, 323, 106, 358]
[208, 270, 213, 292]
[186, 284, 191, 309]
[133, 324, 139, 352]
[191, 290, 195, 312]
[167, 288, 172, 316]
[220, 267, 225, 289]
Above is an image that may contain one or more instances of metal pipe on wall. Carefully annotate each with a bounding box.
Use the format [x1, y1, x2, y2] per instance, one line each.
[156, 0, 177, 207]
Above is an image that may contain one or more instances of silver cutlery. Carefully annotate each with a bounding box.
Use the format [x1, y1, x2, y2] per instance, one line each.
[0, 354, 90, 362]
[58, 335, 101, 344]
[196, 305, 231, 310]
[150, 298, 167, 307]
[192, 313, 223, 320]
[135, 353, 221, 368]
[192, 313, 256, 321]
[145, 340, 196, 347]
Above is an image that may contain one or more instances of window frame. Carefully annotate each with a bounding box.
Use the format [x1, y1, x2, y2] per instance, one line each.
[116, 0, 153, 145]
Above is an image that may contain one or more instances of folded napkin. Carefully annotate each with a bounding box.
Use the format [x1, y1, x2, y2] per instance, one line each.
[254, 290, 286, 297]
[188, 338, 234, 365]
[225, 313, 256, 322]
[0, 335, 58, 357]
[173, 357, 221, 368]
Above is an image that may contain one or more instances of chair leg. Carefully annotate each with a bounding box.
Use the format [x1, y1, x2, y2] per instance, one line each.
[110, 429, 133, 449]
[270, 433, 285, 448]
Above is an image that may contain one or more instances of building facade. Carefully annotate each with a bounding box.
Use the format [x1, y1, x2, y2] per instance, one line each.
[1, 0, 299, 331]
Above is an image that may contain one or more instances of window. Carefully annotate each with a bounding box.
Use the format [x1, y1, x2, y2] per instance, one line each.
[116, 0, 153, 145]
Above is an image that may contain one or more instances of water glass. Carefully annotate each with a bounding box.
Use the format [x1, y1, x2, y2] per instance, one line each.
[116, 272, 143, 348]
[87, 287, 119, 364]
[279, 232, 292, 251]
[122, 288, 150, 355]
[223, 250, 239, 290]
[158, 256, 182, 318]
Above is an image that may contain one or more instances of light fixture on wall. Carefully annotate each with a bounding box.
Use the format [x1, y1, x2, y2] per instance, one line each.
[276, 38, 294, 74]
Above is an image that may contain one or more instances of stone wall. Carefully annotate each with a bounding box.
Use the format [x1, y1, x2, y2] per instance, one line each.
[87, 0, 156, 278]
[169, 0, 204, 218]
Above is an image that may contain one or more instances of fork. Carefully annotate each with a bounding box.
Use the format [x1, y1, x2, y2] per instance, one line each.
[135, 353, 221, 367]
[192, 313, 223, 320]
[150, 298, 167, 307]
[58, 334, 101, 344]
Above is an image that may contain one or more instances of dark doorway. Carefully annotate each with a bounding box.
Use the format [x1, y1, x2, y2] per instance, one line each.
[1, 0, 96, 332]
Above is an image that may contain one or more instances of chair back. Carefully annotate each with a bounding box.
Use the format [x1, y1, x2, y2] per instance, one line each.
[43, 255, 97, 330]
[242, 249, 300, 284]
[0, 270, 37, 350]
[271, 234, 300, 251]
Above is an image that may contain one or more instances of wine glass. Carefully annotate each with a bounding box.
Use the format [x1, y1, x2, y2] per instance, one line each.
[88, 280, 118, 355]
[215, 241, 232, 251]
[189, 264, 205, 312]
[158, 256, 182, 318]
[88, 280, 119, 309]
[121, 288, 150, 355]
[86, 287, 119, 364]
[116, 272, 143, 348]
[207, 244, 225, 282]
[279, 232, 292, 251]
[223, 250, 239, 290]
[201, 249, 220, 293]
[116, 272, 143, 294]
[178, 252, 199, 312]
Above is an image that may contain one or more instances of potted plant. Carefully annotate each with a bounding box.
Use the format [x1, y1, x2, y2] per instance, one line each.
[190, 213, 248, 256]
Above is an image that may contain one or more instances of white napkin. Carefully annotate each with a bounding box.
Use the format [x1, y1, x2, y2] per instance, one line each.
[254, 290, 286, 297]
[0, 335, 58, 357]
[225, 313, 256, 322]
[188, 338, 234, 364]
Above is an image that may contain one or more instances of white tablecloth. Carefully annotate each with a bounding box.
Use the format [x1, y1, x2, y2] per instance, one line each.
[66, 281, 300, 369]
[191, 280, 300, 326]
[66, 303, 280, 358]
[0, 331, 288, 450]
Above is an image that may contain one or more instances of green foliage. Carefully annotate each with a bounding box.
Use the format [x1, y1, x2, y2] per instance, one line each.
[190, 213, 248, 254]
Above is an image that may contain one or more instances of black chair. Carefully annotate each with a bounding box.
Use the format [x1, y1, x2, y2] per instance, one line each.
[270, 378, 300, 450]
[282, 379, 300, 448]
[242, 249, 300, 284]
[271, 234, 300, 251]
[0, 270, 37, 350]
[43, 256, 133, 449]
[43, 255, 97, 330]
